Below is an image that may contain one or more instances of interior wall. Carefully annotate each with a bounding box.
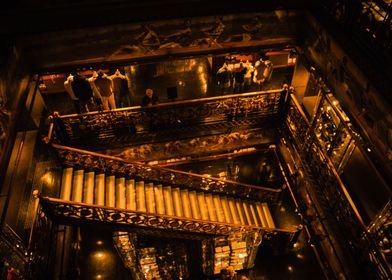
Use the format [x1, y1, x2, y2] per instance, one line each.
[16, 10, 302, 71]
[0, 44, 31, 224]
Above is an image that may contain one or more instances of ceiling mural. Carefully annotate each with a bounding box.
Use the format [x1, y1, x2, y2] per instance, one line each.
[18, 11, 300, 70]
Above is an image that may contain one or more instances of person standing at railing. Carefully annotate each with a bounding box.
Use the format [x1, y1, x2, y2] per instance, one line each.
[110, 69, 131, 108]
[141, 88, 159, 130]
[253, 57, 273, 90]
[278, 84, 292, 118]
[71, 73, 94, 113]
[243, 60, 254, 91]
[63, 74, 81, 114]
[94, 71, 116, 110]
[141, 88, 159, 107]
[233, 62, 247, 93]
[217, 61, 232, 94]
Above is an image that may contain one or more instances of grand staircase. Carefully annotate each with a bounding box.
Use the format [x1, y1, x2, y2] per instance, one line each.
[59, 167, 276, 230]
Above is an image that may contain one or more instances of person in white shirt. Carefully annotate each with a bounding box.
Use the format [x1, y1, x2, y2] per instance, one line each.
[243, 60, 254, 90]
[63, 74, 80, 113]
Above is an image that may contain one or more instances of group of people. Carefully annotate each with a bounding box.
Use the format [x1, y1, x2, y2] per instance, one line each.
[64, 69, 131, 113]
[216, 56, 274, 94]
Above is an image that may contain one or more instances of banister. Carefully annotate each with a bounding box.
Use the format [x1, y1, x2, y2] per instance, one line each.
[56, 89, 282, 119]
[290, 94, 310, 126]
[40, 196, 296, 234]
[51, 142, 280, 193]
[44, 119, 54, 144]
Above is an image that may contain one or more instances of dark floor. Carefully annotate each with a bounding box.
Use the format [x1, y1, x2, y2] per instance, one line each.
[35, 54, 326, 279]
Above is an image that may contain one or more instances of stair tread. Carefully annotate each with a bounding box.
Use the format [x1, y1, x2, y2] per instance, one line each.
[95, 173, 105, 206]
[83, 172, 95, 204]
[60, 167, 73, 201]
[163, 186, 174, 216]
[105, 175, 116, 208]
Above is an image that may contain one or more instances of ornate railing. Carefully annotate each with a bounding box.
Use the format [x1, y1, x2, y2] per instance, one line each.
[40, 197, 297, 237]
[285, 94, 392, 279]
[45, 90, 282, 148]
[52, 143, 282, 203]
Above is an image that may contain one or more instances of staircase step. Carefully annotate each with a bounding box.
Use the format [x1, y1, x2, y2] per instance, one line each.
[228, 198, 240, 224]
[197, 193, 209, 221]
[249, 204, 261, 227]
[255, 202, 268, 228]
[83, 172, 95, 204]
[115, 177, 126, 209]
[163, 186, 174, 216]
[145, 183, 156, 214]
[95, 173, 105, 206]
[154, 184, 165, 215]
[125, 179, 136, 211]
[105, 175, 116, 208]
[180, 190, 192, 218]
[262, 202, 275, 228]
[221, 197, 233, 223]
[205, 194, 217, 221]
[136, 181, 147, 212]
[172, 188, 183, 217]
[60, 167, 73, 201]
[242, 201, 255, 226]
[72, 170, 84, 203]
[235, 200, 246, 225]
[213, 195, 225, 223]
[189, 191, 201, 220]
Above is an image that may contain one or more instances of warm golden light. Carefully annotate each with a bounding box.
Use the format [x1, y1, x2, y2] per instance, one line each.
[41, 171, 54, 187]
[96, 241, 103, 245]
[96, 252, 104, 259]
[296, 253, 304, 259]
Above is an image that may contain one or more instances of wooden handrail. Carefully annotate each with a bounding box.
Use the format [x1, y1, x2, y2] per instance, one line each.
[52, 143, 281, 193]
[44, 120, 54, 144]
[290, 94, 311, 126]
[41, 196, 296, 233]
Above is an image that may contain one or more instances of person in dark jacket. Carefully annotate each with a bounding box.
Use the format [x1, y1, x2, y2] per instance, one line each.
[141, 88, 158, 107]
[233, 62, 247, 93]
[71, 74, 93, 112]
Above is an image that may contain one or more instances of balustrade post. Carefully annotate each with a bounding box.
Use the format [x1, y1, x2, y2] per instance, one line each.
[28, 190, 40, 252]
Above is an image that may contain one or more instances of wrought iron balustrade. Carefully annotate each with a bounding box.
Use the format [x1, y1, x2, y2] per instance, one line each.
[45, 90, 282, 147]
[285, 94, 392, 279]
[40, 197, 296, 237]
[53, 143, 281, 200]
[52, 143, 281, 203]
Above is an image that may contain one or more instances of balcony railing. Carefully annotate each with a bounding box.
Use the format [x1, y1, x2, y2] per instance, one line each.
[286, 93, 392, 279]
[45, 89, 282, 148]
[52, 143, 281, 203]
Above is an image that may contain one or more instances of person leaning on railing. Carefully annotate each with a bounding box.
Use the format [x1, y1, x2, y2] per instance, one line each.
[141, 88, 159, 107]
